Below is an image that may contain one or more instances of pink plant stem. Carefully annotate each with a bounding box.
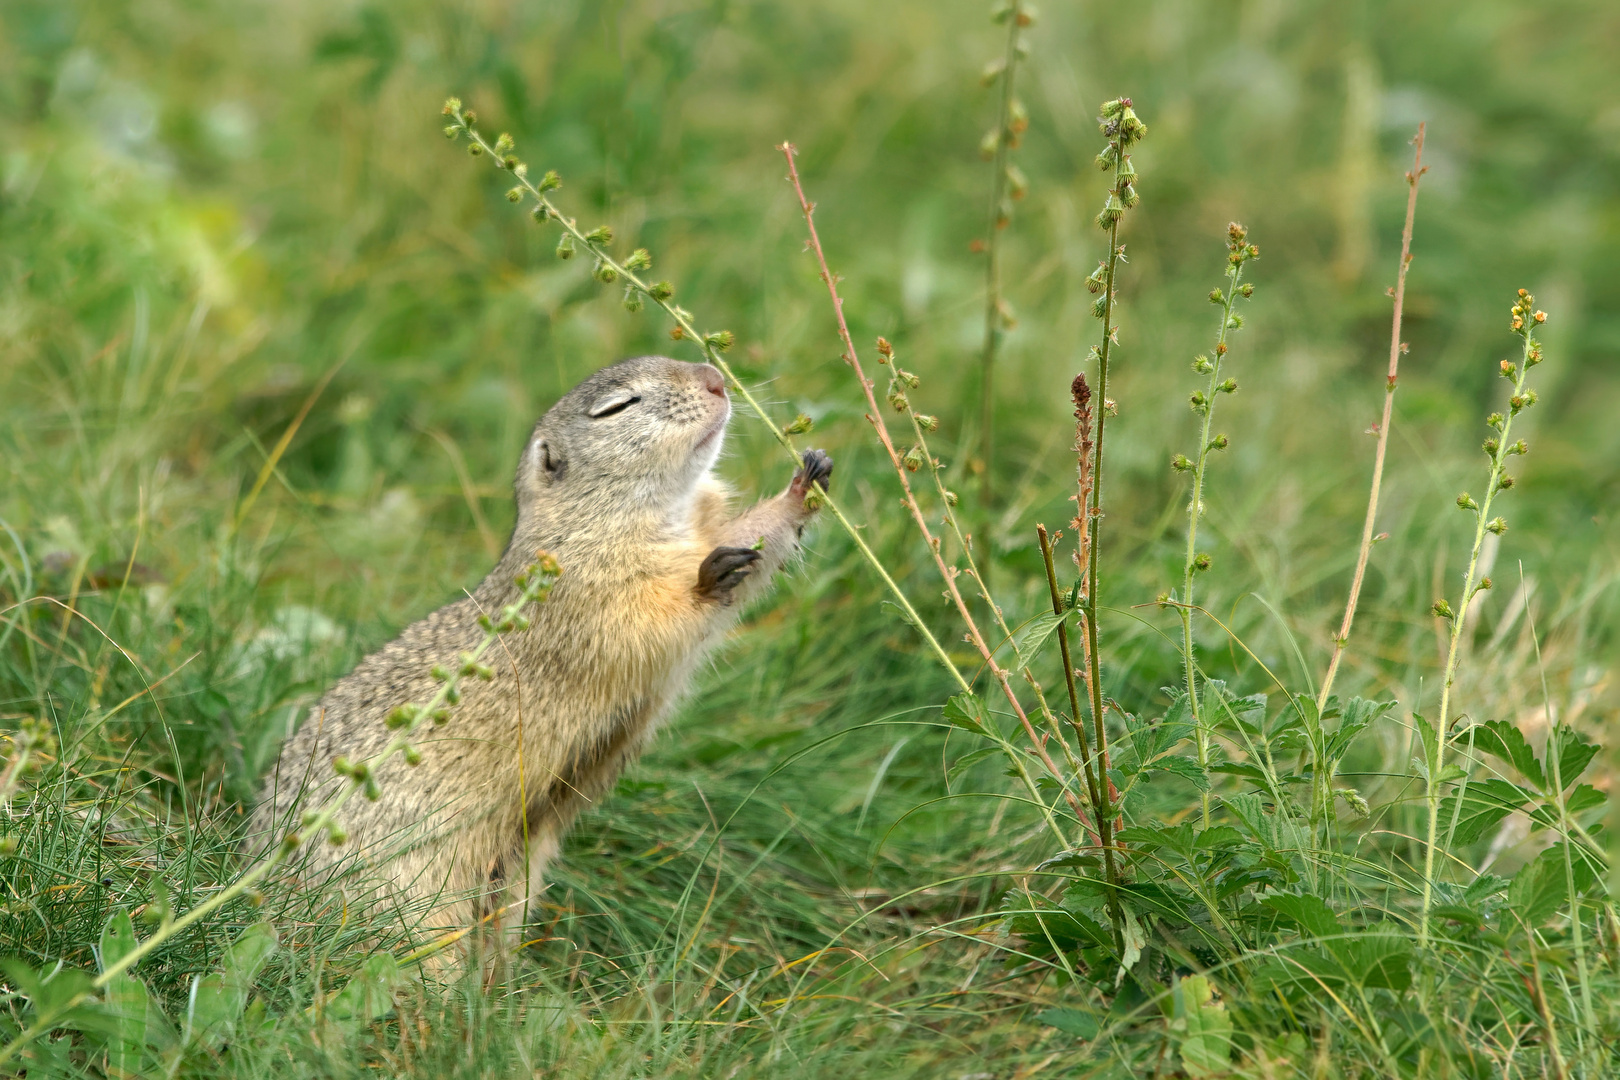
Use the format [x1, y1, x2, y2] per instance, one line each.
[1317, 124, 1427, 711]
[778, 142, 1082, 828]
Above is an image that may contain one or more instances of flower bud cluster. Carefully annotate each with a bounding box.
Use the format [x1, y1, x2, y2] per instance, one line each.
[1094, 98, 1147, 230]
[978, 2, 1035, 240]
[1431, 291, 1547, 626]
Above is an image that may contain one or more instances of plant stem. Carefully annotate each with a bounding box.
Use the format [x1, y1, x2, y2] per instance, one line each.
[1079, 116, 1139, 940]
[1419, 311, 1537, 945]
[978, 0, 1027, 554]
[1179, 236, 1254, 829]
[1318, 124, 1427, 712]
[1038, 525, 1106, 834]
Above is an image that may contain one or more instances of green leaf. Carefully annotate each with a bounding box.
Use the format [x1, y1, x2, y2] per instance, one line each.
[100, 911, 139, 972]
[1553, 728, 1599, 788]
[187, 921, 278, 1050]
[1507, 840, 1602, 926]
[1336, 933, 1411, 991]
[1456, 720, 1543, 788]
[1261, 893, 1341, 941]
[942, 693, 990, 737]
[1208, 761, 1268, 783]
[1529, 784, 1607, 830]
[1325, 697, 1394, 764]
[1008, 609, 1070, 660]
[1116, 909, 1146, 988]
[1195, 826, 1246, 851]
[1438, 778, 1531, 845]
[1039, 1007, 1100, 1040]
[1174, 974, 1233, 1078]
[1412, 712, 1438, 773]
[100, 973, 161, 1078]
[1117, 823, 1196, 861]
[1147, 754, 1211, 792]
[947, 745, 1001, 783]
[321, 951, 400, 1028]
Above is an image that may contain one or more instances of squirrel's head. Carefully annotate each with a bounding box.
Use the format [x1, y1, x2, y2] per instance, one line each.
[515, 356, 731, 530]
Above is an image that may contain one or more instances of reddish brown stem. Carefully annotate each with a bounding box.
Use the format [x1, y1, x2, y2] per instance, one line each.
[779, 142, 1082, 833]
[1317, 124, 1426, 710]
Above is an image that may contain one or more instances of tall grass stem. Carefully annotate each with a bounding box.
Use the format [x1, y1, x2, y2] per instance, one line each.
[1317, 124, 1426, 711]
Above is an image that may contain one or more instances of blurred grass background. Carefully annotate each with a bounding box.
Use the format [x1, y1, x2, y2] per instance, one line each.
[2, 0, 1618, 1074]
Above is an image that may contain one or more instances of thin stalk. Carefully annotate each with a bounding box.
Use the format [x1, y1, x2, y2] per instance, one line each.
[780, 143, 1073, 846]
[1178, 227, 1257, 828]
[899, 392, 1094, 835]
[1419, 296, 1544, 944]
[1318, 124, 1427, 711]
[1074, 96, 1146, 940]
[1038, 525, 1106, 832]
[978, 0, 1028, 539]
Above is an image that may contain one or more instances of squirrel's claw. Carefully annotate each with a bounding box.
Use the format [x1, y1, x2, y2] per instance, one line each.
[790, 448, 834, 498]
[696, 546, 763, 605]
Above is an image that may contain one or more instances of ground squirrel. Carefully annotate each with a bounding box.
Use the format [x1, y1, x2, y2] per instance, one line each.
[253, 356, 831, 955]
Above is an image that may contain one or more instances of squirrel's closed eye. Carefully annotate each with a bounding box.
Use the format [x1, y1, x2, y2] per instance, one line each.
[588, 393, 641, 419]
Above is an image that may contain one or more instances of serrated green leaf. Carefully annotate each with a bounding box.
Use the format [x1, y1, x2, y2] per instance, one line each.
[1325, 697, 1393, 763]
[1195, 825, 1246, 850]
[1439, 778, 1531, 845]
[1174, 974, 1233, 1078]
[1456, 720, 1544, 788]
[1147, 754, 1211, 792]
[942, 693, 990, 737]
[1007, 608, 1070, 660]
[1208, 761, 1268, 783]
[1529, 783, 1607, 830]
[1262, 893, 1341, 940]
[1508, 840, 1602, 925]
[1337, 933, 1411, 991]
[1412, 712, 1438, 772]
[1553, 728, 1599, 788]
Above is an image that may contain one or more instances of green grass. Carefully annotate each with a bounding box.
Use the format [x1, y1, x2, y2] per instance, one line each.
[3, 0, 1619, 1076]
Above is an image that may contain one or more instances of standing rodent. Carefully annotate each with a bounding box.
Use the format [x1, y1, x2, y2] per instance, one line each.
[253, 356, 831, 956]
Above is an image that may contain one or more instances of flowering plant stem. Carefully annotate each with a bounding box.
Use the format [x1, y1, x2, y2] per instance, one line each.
[1317, 125, 1426, 712]
[1418, 289, 1547, 945]
[977, 0, 1031, 551]
[1074, 99, 1146, 938]
[1177, 225, 1257, 829]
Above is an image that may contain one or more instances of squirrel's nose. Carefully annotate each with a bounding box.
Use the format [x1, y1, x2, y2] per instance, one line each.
[699, 365, 727, 399]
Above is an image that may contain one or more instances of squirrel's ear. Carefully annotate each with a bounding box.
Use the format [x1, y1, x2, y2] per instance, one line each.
[532, 439, 566, 482]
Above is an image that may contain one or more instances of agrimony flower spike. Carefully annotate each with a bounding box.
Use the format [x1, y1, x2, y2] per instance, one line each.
[1418, 290, 1550, 945]
[1174, 224, 1258, 824]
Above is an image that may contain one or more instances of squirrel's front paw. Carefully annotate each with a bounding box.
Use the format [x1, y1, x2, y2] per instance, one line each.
[789, 449, 834, 503]
[696, 546, 763, 605]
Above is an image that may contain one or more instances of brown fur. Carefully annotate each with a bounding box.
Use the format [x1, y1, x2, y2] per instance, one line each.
[251, 356, 829, 957]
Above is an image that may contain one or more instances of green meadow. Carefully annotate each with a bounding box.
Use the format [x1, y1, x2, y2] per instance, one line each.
[2, 1, 1617, 1075]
